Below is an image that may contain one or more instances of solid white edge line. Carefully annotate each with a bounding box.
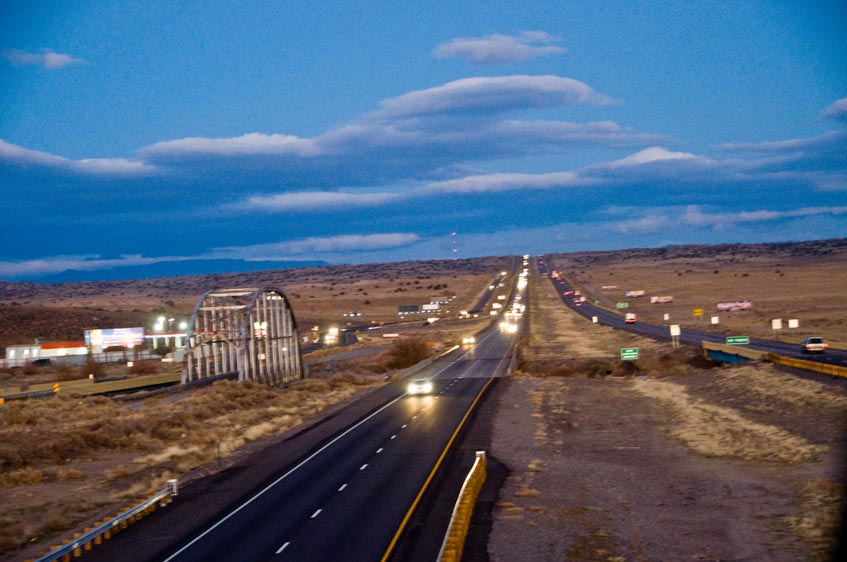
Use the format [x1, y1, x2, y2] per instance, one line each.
[276, 542, 290, 554]
[163, 339, 478, 561]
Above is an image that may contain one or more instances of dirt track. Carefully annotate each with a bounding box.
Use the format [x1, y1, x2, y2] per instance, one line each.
[486, 274, 846, 561]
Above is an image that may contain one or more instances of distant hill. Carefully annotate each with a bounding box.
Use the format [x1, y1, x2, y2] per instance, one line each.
[30, 259, 329, 283]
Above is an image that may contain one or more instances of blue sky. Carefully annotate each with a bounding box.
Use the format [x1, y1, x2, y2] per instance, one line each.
[1, 1, 846, 281]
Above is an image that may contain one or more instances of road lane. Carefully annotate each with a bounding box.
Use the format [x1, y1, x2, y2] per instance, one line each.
[84, 283, 524, 562]
[537, 257, 847, 367]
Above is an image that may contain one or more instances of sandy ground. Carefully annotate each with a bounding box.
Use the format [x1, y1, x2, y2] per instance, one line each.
[486, 271, 846, 562]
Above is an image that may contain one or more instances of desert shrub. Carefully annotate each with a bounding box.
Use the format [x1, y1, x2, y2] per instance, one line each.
[614, 360, 642, 377]
[21, 363, 38, 376]
[327, 373, 361, 387]
[384, 337, 432, 370]
[686, 353, 719, 370]
[292, 378, 332, 392]
[54, 363, 77, 381]
[1, 403, 34, 426]
[584, 359, 615, 377]
[40, 512, 71, 534]
[79, 358, 106, 379]
[129, 360, 160, 375]
[1, 468, 45, 486]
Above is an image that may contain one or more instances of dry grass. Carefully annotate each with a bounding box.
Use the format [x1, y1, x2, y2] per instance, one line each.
[0, 256, 510, 355]
[632, 377, 826, 462]
[549, 239, 847, 346]
[783, 478, 844, 561]
[0, 375, 383, 556]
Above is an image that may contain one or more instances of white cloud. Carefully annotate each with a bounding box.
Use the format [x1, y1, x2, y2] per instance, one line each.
[0, 233, 422, 279]
[821, 97, 847, 121]
[0, 254, 160, 278]
[682, 205, 847, 229]
[2, 49, 85, 69]
[605, 146, 702, 167]
[433, 31, 566, 65]
[212, 233, 421, 260]
[234, 191, 402, 212]
[0, 138, 158, 176]
[141, 133, 319, 159]
[375, 75, 618, 119]
[423, 171, 585, 194]
[612, 215, 671, 234]
[718, 129, 845, 153]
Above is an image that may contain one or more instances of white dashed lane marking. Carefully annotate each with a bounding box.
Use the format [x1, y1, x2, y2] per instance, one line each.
[276, 542, 290, 554]
[311, 509, 322, 519]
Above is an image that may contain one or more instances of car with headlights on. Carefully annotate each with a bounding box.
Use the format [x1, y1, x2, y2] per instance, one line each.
[407, 378, 433, 395]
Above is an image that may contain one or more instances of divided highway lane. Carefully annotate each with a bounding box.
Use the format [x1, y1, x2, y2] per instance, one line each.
[536, 258, 847, 367]
[83, 314, 521, 562]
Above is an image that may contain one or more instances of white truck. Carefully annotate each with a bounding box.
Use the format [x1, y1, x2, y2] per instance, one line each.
[625, 312, 638, 324]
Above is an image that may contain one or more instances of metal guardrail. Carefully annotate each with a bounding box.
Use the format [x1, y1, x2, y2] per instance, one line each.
[702, 341, 847, 378]
[30, 480, 178, 562]
[772, 354, 847, 379]
[437, 451, 488, 562]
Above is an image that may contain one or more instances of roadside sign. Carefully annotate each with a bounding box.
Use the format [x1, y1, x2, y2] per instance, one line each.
[669, 325, 681, 336]
[616, 302, 629, 309]
[726, 336, 750, 345]
[620, 347, 639, 360]
[692, 308, 704, 317]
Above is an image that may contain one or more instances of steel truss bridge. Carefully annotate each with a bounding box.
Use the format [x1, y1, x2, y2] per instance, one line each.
[183, 287, 303, 386]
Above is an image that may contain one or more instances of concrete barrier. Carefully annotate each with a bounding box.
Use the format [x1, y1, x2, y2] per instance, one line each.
[437, 451, 488, 562]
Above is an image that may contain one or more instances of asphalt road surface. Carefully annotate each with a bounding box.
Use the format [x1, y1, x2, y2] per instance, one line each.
[537, 257, 847, 367]
[83, 301, 523, 562]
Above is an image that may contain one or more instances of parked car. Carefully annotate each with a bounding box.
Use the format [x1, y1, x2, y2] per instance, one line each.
[800, 337, 828, 353]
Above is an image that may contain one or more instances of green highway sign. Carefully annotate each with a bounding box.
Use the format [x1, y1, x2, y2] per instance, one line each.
[616, 302, 629, 309]
[726, 336, 750, 345]
[620, 347, 639, 360]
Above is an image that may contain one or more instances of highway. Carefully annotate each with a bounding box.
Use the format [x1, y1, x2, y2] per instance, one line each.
[83, 292, 523, 562]
[537, 257, 847, 367]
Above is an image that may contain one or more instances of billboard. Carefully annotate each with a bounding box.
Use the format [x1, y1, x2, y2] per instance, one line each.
[85, 327, 145, 348]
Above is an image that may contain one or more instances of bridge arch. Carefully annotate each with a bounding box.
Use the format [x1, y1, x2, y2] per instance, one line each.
[183, 287, 303, 386]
